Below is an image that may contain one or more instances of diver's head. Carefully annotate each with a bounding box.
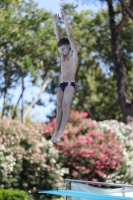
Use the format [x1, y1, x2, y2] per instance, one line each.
[57, 38, 70, 55]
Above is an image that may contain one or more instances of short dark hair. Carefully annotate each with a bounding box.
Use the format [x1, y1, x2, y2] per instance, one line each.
[57, 37, 70, 47]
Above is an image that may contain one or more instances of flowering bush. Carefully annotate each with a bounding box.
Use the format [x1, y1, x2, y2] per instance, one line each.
[43, 110, 123, 182]
[0, 117, 67, 198]
[98, 120, 133, 184]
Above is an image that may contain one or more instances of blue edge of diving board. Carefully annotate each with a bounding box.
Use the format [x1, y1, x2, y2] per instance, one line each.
[38, 189, 132, 200]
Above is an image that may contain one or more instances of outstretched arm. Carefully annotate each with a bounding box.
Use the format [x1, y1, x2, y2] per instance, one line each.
[61, 12, 78, 54]
[53, 14, 62, 41]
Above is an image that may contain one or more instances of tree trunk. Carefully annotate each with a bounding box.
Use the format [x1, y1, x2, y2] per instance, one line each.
[21, 75, 25, 124]
[1, 61, 8, 117]
[119, 0, 133, 20]
[23, 77, 51, 122]
[12, 89, 24, 119]
[1, 91, 7, 117]
[107, 0, 133, 124]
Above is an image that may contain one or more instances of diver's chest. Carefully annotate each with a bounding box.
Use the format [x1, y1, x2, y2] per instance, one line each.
[61, 62, 73, 71]
[61, 57, 73, 67]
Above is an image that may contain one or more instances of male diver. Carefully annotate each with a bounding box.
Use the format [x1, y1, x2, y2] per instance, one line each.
[51, 12, 78, 142]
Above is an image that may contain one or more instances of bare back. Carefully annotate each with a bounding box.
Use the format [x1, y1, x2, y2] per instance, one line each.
[60, 50, 78, 82]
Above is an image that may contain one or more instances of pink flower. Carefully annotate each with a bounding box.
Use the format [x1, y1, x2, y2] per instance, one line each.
[41, 110, 123, 181]
[72, 171, 79, 178]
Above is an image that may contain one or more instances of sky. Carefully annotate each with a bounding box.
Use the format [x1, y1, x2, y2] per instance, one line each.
[34, 0, 107, 13]
[0, 0, 108, 123]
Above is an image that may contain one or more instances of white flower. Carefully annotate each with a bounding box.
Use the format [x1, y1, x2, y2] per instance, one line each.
[97, 120, 133, 183]
[0, 144, 5, 151]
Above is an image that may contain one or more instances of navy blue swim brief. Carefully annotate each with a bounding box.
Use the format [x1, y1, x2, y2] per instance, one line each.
[59, 82, 76, 92]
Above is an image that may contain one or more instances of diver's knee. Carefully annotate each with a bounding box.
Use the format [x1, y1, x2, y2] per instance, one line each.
[62, 101, 70, 111]
[57, 104, 62, 111]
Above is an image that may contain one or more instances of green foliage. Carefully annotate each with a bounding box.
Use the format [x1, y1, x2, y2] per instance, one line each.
[1, 1, 133, 122]
[0, 118, 67, 198]
[0, 189, 32, 200]
[0, 0, 59, 118]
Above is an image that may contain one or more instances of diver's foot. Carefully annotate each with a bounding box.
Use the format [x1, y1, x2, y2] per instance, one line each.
[53, 130, 64, 142]
[51, 131, 57, 142]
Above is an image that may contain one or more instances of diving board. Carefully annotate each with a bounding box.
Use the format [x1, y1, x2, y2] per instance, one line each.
[38, 189, 132, 199]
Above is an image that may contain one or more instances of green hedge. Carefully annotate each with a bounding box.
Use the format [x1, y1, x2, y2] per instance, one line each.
[0, 189, 32, 200]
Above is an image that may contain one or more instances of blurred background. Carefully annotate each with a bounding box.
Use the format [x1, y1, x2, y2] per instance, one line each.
[0, 0, 133, 200]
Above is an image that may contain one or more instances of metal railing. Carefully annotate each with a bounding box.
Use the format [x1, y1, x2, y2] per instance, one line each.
[64, 179, 133, 200]
[64, 179, 133, 188]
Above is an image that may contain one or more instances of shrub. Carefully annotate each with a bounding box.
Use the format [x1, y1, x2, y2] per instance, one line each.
[0, 189, 32, 200]
[0, 117, 67, 198]
[42, 110, 123, 182]
[98, 120, 133, 184]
